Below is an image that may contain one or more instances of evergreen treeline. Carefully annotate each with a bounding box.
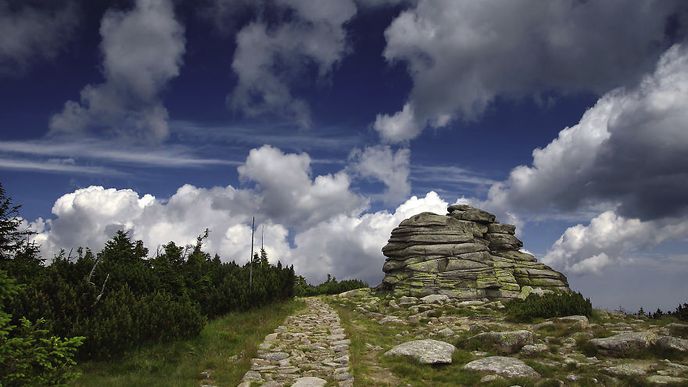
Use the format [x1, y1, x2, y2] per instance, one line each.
[637, 303, 688, 321]
[294, 273, 367, 296]
[0, 184, 295, 384]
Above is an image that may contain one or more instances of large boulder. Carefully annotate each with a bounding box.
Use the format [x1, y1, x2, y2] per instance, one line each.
[384, 339, 456, 364]
[380, 205, 569, 300]
[463, 356, 540, 378]
[589, 332, 658, 357]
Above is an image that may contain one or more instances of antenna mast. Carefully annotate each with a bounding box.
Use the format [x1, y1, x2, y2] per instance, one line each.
[249, 216, 255, 291]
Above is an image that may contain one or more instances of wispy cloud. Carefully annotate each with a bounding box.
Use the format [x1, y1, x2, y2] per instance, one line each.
[0, 157, 125, 175]
[0, 139, 238, 168]
[411, 164, 497, 189]
[171, 120, 364, 152]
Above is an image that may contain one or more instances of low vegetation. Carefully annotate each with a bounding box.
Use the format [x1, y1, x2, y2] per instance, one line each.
[505, 291, 593, 322]
[294, 273, 367, 296]
[74, 298, 304, 387]
[0, 184, 296, 384]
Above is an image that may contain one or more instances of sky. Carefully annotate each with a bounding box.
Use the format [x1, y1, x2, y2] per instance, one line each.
[1, 0, 688, 311]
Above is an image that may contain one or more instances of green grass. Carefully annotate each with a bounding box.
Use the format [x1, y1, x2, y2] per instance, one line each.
[329, 297, 539, 387]
[72, 299, 304, 387]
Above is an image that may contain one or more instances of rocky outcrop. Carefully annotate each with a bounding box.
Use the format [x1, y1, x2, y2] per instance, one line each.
[381, 204, 569, 299]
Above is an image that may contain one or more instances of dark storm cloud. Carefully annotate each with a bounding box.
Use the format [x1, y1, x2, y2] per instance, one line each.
[488, 45, 688, 222]
[375, 0, 688, 142]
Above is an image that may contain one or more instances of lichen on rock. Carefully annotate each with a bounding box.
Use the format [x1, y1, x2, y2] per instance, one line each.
[380, 205, 569, 300]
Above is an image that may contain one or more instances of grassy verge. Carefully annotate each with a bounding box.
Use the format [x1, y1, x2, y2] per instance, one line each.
[328, 297, 487, 387]
[73, 298, 305, 387]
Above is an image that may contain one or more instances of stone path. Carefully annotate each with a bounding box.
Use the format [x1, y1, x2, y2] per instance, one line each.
[238, 297, 354, 387]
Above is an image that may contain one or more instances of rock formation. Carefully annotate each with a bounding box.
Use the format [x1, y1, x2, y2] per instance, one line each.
[380, 204, 569, 299]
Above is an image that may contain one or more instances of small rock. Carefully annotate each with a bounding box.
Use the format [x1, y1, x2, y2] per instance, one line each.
[438, 327, 454, 337]
[520, 343, 548, 356]
[533, 321, 555, 330]
[666, 322, 688, 337]
[646, 375, 687, 385]
[556, 315, 589, 329]
[421, 294, 449, 304]
[338, 288, 371, 298]
[384, 339, 456, 364]
[463, 356, 540, 378]
[379, 316, 404, 324]
[604, 363, 651, 377]
[262, 351, 290, 361]
[291, 376, 328, 387]
[655, 336, 688, 353]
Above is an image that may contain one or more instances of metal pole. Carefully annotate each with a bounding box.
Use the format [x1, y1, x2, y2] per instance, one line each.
[249, 216, 255, 291]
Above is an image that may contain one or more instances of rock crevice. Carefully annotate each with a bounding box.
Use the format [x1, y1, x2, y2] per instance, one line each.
[381, 205, 569, 299]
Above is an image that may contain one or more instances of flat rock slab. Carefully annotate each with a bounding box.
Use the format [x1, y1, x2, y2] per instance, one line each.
[464, 356, 540, 378]
[655, 336, 688, 352]
[384, 339, 456, 364]
[291, 376, 327, 387]
[646, 375, 688, 385]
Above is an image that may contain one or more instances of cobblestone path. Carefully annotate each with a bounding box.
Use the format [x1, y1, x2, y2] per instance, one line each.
[238, 297, 354, 387]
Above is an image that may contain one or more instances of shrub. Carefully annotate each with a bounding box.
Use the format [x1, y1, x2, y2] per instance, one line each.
[505, 291, 593, 322]
[293, 274, 368, 296]
[1, 270, 83, 386]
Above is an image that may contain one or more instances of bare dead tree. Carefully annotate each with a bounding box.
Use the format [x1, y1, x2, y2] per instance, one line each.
[86, 254, 110, 306]
[94, 274, 110, 305]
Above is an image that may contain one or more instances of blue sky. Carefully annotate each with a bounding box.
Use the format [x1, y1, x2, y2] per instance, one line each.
[2, 0, 688, 311]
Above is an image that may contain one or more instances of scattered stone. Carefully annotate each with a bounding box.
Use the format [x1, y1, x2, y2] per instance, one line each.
[338, 288, 371, 298]
[384, 339, 456, 364]
[655, 336, 688, 353]
[262, 352, 290, 361]
[589, 331, 657, 356]
[467, 330, 534, 354]
[646, 375, 687, 385]
[556, 315, 589, 329]
[604, 363, 651, 377]
[520, 344, 548, 356]
[665, 323, 688, 338]
[463, 356, 540, 378]
[533, 321, 555, 330]
[379, 316, 404, 325]
[291, 376, 327, 387]
[438, 327, 454, 337]
[421, 294, 449, 304]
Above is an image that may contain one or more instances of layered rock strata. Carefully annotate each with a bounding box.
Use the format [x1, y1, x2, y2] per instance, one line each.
[381, 204, 569, 299]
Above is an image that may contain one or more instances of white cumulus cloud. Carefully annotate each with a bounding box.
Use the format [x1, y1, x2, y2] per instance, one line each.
[230, 0, 357, 127]
[543, 211, 688, 274]
[348, 145, 411, 205]
[49, 0, 185, 142]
